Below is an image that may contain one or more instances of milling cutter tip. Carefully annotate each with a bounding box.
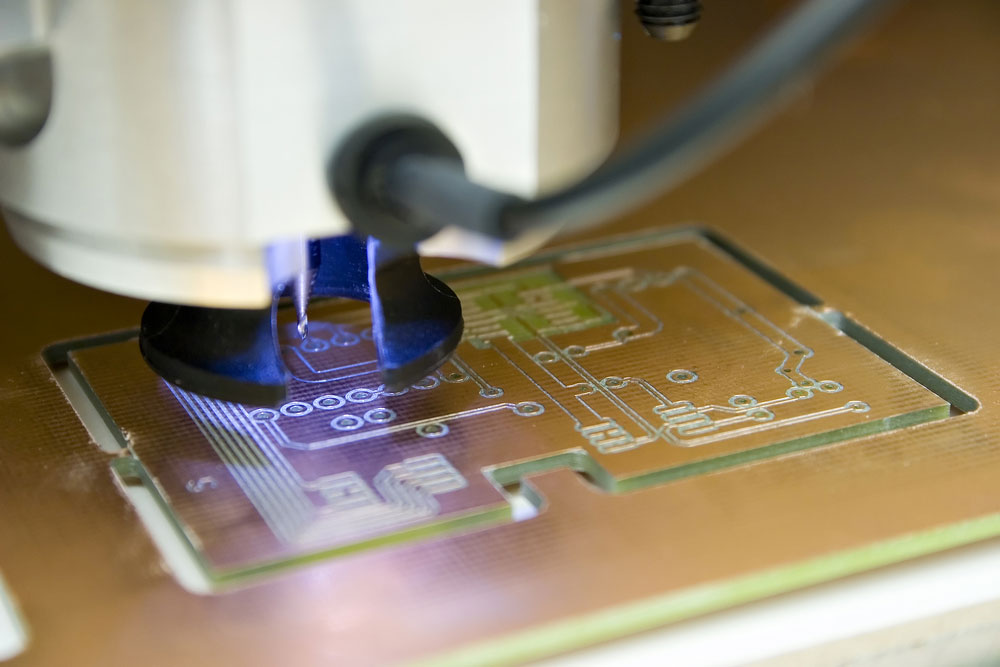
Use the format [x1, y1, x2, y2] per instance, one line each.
[292, 264, 312, 341]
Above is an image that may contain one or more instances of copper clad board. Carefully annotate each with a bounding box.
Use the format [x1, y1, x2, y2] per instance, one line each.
[2, 1, 1000, 664]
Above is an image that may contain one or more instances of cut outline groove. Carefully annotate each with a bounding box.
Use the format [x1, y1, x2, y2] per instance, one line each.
[42, 225, 977, 592]
[480, 225, 975, 508]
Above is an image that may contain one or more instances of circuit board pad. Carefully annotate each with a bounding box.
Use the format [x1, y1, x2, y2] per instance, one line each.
[69, 229, 954, 582]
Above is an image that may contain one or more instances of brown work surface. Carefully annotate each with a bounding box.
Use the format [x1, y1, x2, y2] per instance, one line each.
[2, 1, 1000, 665]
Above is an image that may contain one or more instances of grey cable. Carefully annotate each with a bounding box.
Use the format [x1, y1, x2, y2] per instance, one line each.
[383, 0, 899, 240]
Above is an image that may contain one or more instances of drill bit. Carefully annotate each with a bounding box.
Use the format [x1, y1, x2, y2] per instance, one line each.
[262, 237, 312, 341]
[292, 266, 311, 340]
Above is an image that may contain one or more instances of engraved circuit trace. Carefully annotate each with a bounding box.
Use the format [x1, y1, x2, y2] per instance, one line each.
[67, 230, 953, 584]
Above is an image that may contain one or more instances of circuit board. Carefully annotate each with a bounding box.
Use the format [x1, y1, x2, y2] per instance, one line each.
[5, 9, 1000, 663]
[68, 228, 960, 583]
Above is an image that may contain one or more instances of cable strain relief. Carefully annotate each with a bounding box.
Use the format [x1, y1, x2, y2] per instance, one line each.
[329, 115, 464, 247]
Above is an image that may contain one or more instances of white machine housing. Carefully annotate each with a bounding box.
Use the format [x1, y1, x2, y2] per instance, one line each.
[0, 0, 619, 307]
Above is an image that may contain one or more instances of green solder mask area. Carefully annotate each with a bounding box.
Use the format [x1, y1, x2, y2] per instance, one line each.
[458, 270, 613, 348]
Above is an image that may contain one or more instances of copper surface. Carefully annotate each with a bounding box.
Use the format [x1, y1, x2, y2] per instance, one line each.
[2, 1, 1000, 664]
